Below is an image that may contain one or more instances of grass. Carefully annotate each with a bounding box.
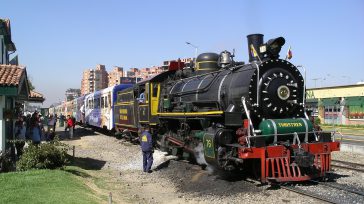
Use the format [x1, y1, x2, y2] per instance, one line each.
[0, 167, 99, 204]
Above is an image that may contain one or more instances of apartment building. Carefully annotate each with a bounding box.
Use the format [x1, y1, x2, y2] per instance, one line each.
[81, 64, 109, 95]
[108, 66, 124, 87]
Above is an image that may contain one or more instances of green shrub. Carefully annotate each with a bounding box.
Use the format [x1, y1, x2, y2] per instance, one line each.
[0, 149, 14, 173]
[17, 139, 69, 171]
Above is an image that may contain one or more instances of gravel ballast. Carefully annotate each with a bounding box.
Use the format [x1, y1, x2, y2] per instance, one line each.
[62, 127, 364, 204]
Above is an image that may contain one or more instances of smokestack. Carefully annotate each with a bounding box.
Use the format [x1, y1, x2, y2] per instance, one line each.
[247, 34, 264, 63]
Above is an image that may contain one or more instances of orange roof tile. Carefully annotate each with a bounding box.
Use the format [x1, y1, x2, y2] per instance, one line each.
[30, 90, 43, 98]
[0, 64, 25, 86]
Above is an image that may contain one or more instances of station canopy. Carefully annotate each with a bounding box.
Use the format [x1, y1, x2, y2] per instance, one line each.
[344, 96, 364, 106]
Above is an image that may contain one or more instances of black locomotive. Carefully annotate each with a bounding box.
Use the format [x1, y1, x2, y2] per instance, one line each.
[114, 34, 340, 183]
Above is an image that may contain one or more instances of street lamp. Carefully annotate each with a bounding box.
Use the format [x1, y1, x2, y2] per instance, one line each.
[185, 42, 198, 60]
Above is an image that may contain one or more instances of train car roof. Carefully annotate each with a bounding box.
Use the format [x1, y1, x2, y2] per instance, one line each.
[136, 70, 175, 85]
[114, 83, 134, 92]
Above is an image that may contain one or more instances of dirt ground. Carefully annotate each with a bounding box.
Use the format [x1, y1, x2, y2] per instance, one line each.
[59, 126, 364, 204]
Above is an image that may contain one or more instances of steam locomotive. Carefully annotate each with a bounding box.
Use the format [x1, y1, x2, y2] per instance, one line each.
[51, 33, 340, 183]
[111, 33, 340, 183]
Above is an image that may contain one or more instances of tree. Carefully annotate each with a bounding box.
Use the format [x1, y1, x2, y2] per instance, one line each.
[28, 79, 35, 91]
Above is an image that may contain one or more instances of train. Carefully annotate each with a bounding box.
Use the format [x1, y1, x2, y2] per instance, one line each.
[50, 34, 340, 183]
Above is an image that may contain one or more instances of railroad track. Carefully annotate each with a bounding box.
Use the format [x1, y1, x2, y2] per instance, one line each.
[280, 180, 364, 203]
[331, 159, 364, 173]
[280, 184, 336, 203]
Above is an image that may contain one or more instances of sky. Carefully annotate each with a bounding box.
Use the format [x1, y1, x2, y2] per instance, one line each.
[2, 0, 364, 107]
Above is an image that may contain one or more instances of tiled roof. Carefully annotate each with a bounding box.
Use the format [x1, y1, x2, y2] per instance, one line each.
[30, 90, 43, 98]
[0, 64, 25, 86]
[29, 90, 45, 102]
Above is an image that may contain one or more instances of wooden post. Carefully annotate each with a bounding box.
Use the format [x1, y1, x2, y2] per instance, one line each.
[108, 192, 112, 204]
[72, 145, 75, 157]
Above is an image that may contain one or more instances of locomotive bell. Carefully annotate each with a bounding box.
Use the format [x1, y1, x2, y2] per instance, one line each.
[219, 50, 232, 67]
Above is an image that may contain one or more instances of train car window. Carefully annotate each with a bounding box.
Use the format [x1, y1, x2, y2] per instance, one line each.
[118, 93, 122, 102]
[101, 97, 105, 108]
[152, 84, 158, 97]
[94, 98, 100, 108]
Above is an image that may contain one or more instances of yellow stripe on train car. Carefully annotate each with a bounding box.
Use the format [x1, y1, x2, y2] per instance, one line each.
[157, 111, 223, 116]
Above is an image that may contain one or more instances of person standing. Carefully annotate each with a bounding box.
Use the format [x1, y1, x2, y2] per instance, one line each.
[47, 114, 56, 141]
[14, 116, 26, 158]
[67, 115, 74, 139]
[140, 125, 153, 173]
[53, 113, 58, 130]
[30, 112, 42, 145]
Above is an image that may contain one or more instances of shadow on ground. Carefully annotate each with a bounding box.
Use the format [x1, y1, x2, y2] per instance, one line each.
[64, 167, 92, 178]
[54, 126, 100, 141]
[68, 155, 107, 170]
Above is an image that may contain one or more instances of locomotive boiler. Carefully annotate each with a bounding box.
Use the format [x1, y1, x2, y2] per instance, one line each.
[155, 34, 340, 183]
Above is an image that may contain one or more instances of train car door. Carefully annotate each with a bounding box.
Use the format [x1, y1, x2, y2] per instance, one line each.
[150, 82, 160, 124]
[138, 82, 150, 124]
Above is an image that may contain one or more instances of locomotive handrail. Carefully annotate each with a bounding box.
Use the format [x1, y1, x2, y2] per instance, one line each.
[253, 62, 260, 107]
[293, 132, 302, 148]
[332, 130, 344, 142]
[297, 65, 308, 120]
[246, 130, 335, 137]
[246, 130, 337, 142]
[241, 96, 256, 137]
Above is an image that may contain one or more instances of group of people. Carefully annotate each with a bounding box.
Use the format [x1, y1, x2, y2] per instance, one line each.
[13, 111, 49, 157]
[16, 110, 153, 173]
[13, 111, 77, 158]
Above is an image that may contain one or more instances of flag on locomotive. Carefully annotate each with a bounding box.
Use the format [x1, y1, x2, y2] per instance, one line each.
[286, 46, 293, 60]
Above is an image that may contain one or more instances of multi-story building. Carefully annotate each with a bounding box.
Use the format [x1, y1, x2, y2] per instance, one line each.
[65, 88, 81, 101]
[126, 68, 138, 78]
[124, 59, 190, 81]
[162, 58, 193, 71]
[108, 66, 124, 87]
[81, 64, 109, 95]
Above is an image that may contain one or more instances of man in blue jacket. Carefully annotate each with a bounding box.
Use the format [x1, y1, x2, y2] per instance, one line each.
[140, 125, 153, 173]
